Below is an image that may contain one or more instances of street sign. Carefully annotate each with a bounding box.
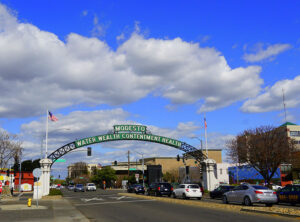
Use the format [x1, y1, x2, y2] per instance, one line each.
[0, 176, 3, 180]
[129, 168, 136, 171]
[33, 168, 42, 178]
[54, 159, 66, 163]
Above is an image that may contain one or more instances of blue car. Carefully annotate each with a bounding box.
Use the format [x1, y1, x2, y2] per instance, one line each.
[277, 185, 300, 205]
[74, 184, 85, 192]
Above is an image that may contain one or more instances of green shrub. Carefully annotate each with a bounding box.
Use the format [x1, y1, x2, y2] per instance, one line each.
[49, 188, 62, 196]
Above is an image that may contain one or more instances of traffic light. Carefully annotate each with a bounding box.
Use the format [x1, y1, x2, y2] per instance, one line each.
[176, 155, 180, 161]
[114, 160, 117, 166]
[87, 147, 92, 156]
[185, 166, 189, 175]
[6, 169, 9, 176]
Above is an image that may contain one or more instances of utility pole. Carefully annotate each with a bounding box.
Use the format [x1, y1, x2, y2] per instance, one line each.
[127, 150, 130, 177]
[282, 88, 287, 123]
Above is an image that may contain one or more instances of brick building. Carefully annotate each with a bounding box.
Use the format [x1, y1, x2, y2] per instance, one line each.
[143, 149, 222, 174]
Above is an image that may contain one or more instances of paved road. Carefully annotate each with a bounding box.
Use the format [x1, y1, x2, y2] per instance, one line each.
[62, 189, 297, 222]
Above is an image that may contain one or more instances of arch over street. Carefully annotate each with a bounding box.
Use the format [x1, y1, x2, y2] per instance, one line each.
[48, 124, 206, 167]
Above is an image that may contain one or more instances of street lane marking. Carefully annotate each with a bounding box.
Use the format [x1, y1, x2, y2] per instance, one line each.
[81, 197, 104, 202]
[74, 199, 154, 206]
[109, 196, 133, 200]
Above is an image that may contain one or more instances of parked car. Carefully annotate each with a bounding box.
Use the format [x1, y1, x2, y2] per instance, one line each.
[147, 182, 173, 197]
[277, 184, 300, 205]
[127, 184, 145, 194]
[68, 184, 75, 191]
[172, 184, 202, 200]
[210, 185, 234, 199]
[74, 184, 85, 192]
[272, 184, 282, 191]
[222, 184, 277, 207]
[85, 183, 97, 191]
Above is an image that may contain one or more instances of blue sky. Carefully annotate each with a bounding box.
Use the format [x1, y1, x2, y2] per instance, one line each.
[0, 1, 300, 178]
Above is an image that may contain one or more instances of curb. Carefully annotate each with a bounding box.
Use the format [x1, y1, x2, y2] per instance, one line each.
[42, 195, 62, 200]
[240, 208, 300, 218]
[119, 193, 300, 218]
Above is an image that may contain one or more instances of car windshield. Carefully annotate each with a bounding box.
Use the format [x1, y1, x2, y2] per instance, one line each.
[188, 185, 199, 188]
[252, 186, 269, 190]
[88, 184, 95, 186]
[76, 184, 83, 187]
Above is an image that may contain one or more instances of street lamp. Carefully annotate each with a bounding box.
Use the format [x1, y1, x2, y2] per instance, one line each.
[135, 151, 145, 187]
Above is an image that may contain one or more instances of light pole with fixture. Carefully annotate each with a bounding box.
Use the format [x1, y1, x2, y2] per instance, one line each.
[135, 151, 145, 187]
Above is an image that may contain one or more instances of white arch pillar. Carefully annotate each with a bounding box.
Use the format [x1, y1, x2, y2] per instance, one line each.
[202, 159, 217, 191]
[39, 158, 52, 196]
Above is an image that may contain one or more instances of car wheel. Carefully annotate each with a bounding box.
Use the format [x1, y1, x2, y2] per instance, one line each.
[182, 193, 189, 200]
[244, 196, 252, 206]
[222, 195, 228, 204]
[266, 203, 273, 207]
[172, 192, 176, 198]
[197, 197, 202, 200]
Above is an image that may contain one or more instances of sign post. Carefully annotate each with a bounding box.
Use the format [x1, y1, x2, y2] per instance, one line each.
[33, 168, 42, 207]
[135, 174, 139, 183]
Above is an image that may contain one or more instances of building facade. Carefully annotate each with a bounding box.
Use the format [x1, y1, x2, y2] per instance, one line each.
[143, 149, 222, 174]
[280, 122, 300, 182]
[67, 163, 101, 178]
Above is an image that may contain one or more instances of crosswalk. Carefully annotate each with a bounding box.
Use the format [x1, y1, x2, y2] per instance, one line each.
[63, 191, 155, 206]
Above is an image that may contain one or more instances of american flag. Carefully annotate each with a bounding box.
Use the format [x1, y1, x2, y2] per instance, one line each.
[48, 111, 58, 122]
[204, 117, 207, 129]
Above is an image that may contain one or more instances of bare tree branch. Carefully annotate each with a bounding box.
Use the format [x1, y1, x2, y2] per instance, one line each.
[0, 129, 23, 169]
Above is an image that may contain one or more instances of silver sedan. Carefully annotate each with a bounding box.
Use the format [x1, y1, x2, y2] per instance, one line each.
[222, 184, 277, 207]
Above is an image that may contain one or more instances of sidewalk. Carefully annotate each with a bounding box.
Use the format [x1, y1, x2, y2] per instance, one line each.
[0, 194, 89, 222]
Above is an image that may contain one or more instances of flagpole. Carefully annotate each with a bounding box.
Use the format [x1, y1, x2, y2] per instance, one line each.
[45, 109, 49, 158]
[204, 113, 208, 158]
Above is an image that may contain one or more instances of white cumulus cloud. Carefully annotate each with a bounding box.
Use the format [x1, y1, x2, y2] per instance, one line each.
[0, 4, 263, 118]
[241, 76, 300, 112]
[243, 43, 292, 62]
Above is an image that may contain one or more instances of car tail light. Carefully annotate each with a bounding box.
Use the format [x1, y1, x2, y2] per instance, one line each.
[185, 188, 190, 192]
[200, 187, 204, 193]
[273, 192, 276, 194]
[255, 190, 263, 194]
[158, 187, 161, 191]
[171, 187, 173, 191]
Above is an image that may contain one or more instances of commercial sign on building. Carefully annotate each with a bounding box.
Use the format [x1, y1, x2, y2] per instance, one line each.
[75, 125, 182, 149]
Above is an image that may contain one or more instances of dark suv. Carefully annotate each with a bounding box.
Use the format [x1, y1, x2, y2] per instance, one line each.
[147, 182, 173, 197]
[210, 185, 234, 199]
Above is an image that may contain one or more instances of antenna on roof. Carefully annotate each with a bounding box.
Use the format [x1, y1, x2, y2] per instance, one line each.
[282, 88, 287, 123]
